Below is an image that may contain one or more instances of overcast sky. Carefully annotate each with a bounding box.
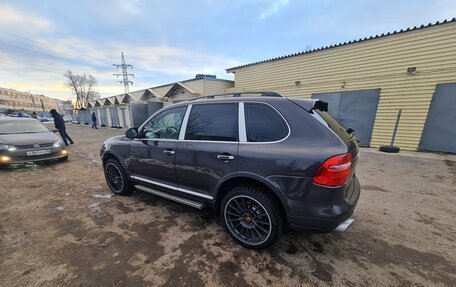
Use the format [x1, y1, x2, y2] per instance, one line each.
[0, 0, 455, 100]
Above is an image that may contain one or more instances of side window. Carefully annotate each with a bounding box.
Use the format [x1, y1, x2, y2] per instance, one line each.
[245, 103, 288, 142]
[142, 106, 187, 139]
[185, 104, 238, 141]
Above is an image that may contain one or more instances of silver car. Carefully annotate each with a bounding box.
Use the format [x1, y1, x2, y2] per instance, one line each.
[0, 117, 68, 169]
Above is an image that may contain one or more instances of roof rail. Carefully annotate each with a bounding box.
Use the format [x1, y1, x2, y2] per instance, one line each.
[186, 91, 283, 101]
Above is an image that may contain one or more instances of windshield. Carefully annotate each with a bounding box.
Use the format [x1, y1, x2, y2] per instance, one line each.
[0, 121, 51, 134]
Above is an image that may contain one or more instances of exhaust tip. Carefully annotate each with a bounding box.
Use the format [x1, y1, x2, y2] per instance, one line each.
[335, 218, 354, 232]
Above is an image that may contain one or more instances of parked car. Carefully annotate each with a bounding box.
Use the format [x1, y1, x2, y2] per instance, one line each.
[100, 92, 360, 249]
[38, 116, 53, 122]
[0, 117, 68, 169]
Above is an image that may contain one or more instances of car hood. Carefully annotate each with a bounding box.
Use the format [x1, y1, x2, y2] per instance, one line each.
[0, 132, 60, 146]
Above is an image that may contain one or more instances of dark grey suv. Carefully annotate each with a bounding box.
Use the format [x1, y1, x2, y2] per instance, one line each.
[100, 92, 360, 249]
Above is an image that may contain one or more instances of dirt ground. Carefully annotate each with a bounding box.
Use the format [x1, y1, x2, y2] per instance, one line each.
[1, 124, 455, 287]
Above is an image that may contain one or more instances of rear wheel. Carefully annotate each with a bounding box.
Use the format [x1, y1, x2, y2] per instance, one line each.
[220, 185, 283, 249]
[104, 159, 133, 195]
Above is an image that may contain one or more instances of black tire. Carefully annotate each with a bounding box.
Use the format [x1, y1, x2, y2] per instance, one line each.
[0, 164, 7, 170]
[220, 185, 283, 249]
[104, 159, 133, 195]
[59, 155, 68, 162]
[379, 145, 400, 153]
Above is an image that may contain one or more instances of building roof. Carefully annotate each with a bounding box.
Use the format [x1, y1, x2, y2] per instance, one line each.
[226, 18, 456, 72]
[152, 76, 233, 90]
[163, 82, 197, 99]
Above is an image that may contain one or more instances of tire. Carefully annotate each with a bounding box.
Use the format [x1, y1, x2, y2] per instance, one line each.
[104, 159, 133, 195]
[0, 164, 7, 170]
[220, 185, 283, 249]
[59, 155, 68, 162]
[379, 145, 400, 153]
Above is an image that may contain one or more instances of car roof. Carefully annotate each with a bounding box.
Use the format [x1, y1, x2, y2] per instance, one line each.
[171, 95, 316, 111]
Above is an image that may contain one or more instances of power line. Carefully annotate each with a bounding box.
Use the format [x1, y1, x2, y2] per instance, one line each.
[0, 29, 110, 64]
[1, 54, 68, 73]
[113, 52, 134, 93]
[0, 40, 97, 68]
[0, 59, 65, 74]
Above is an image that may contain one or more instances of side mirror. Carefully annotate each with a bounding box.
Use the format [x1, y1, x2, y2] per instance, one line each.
[125, 127, 139, 139]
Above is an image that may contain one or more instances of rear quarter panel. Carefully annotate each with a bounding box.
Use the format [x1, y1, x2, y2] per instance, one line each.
[237, 99, 348, 214]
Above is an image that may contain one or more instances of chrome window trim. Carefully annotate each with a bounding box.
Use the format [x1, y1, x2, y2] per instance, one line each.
[131, 175, 213, 200]
[241, 101, 291, 145]
[179, 104, 192, 140]
[238, 102, 247, 142]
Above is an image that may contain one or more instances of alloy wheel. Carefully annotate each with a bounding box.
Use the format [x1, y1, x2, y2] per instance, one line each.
[224, 195, 272, 246]
[105, 163, 124, 193]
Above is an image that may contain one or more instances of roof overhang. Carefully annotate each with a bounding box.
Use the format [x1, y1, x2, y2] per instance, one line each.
[163, 82, 197, 99]
[108, 96, 120, 105]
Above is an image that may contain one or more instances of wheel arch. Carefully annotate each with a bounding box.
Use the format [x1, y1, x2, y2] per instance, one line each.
[213, 173, 287, 223]
[102, 151, 129, 173]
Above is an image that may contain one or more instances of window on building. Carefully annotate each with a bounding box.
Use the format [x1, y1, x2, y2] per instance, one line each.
[185, 103, 238, 141]
[244, 103, 288, 142]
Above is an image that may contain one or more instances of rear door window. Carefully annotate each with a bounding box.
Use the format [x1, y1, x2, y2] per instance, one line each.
[185, 103, 238, 141]
[245, 103, 288, 142]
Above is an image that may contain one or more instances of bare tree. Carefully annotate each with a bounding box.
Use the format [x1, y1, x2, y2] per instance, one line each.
[64, 71, 98, 109]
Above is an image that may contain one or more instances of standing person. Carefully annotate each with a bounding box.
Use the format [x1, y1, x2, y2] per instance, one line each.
[31, 111, 38, 119]
[50, 109, 74, 146]
[91, 112, 98, 129]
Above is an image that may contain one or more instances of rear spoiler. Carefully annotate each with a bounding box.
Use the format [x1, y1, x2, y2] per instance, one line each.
[311, 100, 328, 112]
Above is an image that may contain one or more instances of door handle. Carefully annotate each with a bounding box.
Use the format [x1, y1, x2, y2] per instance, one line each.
[163, 149, 175, 155]
[217, 154, 234, 160]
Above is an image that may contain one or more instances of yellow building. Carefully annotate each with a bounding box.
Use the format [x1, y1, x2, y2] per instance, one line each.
[226, 19, 456, 153]
[0, 86, 72, 115]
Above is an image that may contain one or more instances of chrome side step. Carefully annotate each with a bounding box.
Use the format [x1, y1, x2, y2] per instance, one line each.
[135, 185, 205, 209]
[335, 218, 354, 232]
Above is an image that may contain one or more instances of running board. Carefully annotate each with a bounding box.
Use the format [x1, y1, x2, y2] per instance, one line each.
[135, 185, 205, 209]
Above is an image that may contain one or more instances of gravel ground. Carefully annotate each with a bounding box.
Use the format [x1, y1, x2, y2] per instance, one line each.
[1, 124, 455, 287]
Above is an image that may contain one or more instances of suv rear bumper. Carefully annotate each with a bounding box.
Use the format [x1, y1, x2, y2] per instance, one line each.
[286, 176, 360, 232]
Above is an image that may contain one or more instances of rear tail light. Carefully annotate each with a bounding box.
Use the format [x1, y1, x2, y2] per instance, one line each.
[313, 153, 353, 187]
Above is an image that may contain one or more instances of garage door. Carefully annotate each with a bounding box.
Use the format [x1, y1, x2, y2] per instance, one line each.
[100, 108, 108, 126]
[419, 83, 456, 153]
[120, 108, 127, 128]
[110, 107, 119, 127]
[312, 89, 380, 146]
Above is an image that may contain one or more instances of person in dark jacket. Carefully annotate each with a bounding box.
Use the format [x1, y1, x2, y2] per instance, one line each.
[91, 112, 98, 129]
[50, 109, 74, 146]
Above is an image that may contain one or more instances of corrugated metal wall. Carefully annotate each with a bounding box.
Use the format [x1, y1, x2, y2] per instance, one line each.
[184, 79, 234, 96]
[227, 23, 456, 150]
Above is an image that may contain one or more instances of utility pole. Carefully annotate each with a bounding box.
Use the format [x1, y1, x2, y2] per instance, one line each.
[113, 52, 134, 93]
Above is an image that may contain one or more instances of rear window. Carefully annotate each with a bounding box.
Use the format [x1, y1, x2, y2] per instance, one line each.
[314, 110, 353, 142]
[245, 103, 288, 142]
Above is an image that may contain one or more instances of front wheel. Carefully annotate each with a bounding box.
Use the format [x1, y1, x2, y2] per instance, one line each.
[220, 186, 283, 249]
[104, 159, 133, 195]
